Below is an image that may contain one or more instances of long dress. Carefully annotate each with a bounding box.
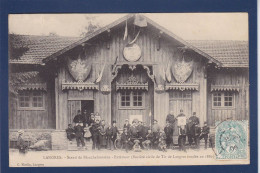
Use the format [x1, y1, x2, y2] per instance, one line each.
[99, 125, 107, 146]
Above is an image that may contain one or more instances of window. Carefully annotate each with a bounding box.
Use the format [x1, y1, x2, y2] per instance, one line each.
[18, 91, 45, 110]
[120, 91, 144, 109]
[133, 91, 143, 106]
[212, 92, 234, 108]
[32, 92, 43, 107]
[19, 91, 30, 107]
[121, 91, 131, 107]
[170, 91, 192, 100]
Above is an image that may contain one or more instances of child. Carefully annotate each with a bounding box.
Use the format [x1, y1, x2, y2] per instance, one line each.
[74, 121, 86, 150]
[66, 124, 75, 144]
[142, 129, 154, 150]
[17, 130, 27, 154]
[158, 132, 167, 152]
[133, 140, 142, 152]
[84, 124, 92, 141]
[200, 122, 210, 149]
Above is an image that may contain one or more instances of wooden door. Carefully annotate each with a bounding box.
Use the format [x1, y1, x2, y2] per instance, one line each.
[67, 100, 81, 125]
[169, 91, 192, 117]
[169, 91, 192, 138]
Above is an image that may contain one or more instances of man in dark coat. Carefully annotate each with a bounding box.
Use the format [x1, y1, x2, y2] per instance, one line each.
[121, 128, 133, 152]
[200, 122, 210, 149]
[123, 119, 131, 132]
[140, 122, 149, 140]
[82, 110, 90, 127]
[164, 121, 174, 148]
[111, 121, 120, 148]
[73, 110, 85, 124]
[189, 112, 200, 148]
[130, 121, 139, 139]
[186, 119, 194, 146]
[166, 111, 175, 128]
[66, 124, 75, 143]
[74, 121, 85, 149]
[106, 124, 113, 150]
[17, 130, 27, 153]
[91, 119, 101, 150]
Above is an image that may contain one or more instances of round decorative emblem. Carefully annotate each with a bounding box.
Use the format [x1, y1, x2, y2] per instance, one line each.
[123, 43, 141, 62]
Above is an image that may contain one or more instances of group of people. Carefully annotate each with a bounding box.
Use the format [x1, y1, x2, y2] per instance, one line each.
[66, 110, 120, 150]
[65, 109, 210, 152]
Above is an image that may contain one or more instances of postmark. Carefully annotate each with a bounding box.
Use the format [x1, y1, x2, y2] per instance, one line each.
[215, 120, 248, 160]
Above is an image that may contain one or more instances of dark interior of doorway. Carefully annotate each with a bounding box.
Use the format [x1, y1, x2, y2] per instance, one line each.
[81, 100, 94, 116]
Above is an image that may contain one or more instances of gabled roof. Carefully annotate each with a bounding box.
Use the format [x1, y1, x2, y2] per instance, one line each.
[9, 15, 249, 68]
[9, 34, 81, 65]
[42, 14, 222, 66]
[187, 40, 248, 67]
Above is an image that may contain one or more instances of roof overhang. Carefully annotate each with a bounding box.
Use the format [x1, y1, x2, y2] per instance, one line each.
[42, 14, 222, 66]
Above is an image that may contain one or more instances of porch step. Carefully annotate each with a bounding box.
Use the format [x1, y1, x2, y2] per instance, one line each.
[67, 139, 93, 151]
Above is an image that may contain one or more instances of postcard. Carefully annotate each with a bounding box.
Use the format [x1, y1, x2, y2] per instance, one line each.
[8, 13, 250, 167]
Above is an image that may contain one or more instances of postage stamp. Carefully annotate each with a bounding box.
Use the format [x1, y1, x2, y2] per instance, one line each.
[215, 120, 248, 160]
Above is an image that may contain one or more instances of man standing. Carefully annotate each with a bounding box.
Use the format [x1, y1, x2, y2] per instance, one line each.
[74, 121, 85, 150]
[73, 110, 85, 124]
[200, 122, 210, 149]
[166, 111, 175, 128]
[189, 112, 200, 148]
[164, 121, 174, 149]
[82, 109, 89, 127]
[177, 109, 187, 152]
[92, 119, 101, 150]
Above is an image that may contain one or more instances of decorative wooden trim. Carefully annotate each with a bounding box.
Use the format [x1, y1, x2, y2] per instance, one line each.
[116, 75, 148, 91]
[155, 84, 165, 93]
[111, 65, 122, 82]
[17, 83, 47, 91]
[143, 65, 155, 83]
[62, 82, 99, 91]
[165, 83, 199, 91]
[211, 84, 240, 92]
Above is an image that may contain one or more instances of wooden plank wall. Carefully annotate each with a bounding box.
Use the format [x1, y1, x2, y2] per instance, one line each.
[207, 68, 249, 126]
[9, 77, 56, 129]
[57, 26, 209, 129]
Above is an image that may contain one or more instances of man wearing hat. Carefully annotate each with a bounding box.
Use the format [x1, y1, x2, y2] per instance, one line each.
[74, 120, 85, 149]
[17, 130, 27, 153]
[82, 109, 90, 127]
[111, 120, 120, 150]
[123, 119, 131, 132]
[91, 118, 101, 150]
[73, 110, 85, 124]
[200, 122, 210, 149]
[189, 112, 200, 148]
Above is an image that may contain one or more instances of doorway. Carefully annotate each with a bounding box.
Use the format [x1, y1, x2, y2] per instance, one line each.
[67, 100, 94, 124]
[81, 100, 94, 117]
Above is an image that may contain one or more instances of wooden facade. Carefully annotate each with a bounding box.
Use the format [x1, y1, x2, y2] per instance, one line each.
[9, 14, 249, 134]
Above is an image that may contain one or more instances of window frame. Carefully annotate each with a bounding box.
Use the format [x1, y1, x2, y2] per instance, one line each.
[119, 90, 145, 110]
[169, 90, 192, 101]
[18, 90, 46, 111]
[212, 92, 235, 109]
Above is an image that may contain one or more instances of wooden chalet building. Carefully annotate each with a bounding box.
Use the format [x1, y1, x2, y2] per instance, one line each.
[9, 14, 249, 150]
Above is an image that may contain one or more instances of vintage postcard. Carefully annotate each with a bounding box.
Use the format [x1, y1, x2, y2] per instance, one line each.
[8, 13, 250, 167]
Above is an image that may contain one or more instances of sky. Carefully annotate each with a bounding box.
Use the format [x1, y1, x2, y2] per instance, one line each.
[9, 13, 248, 40]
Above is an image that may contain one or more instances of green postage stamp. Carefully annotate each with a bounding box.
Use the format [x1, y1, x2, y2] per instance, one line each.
[215, 120, 248, 160]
